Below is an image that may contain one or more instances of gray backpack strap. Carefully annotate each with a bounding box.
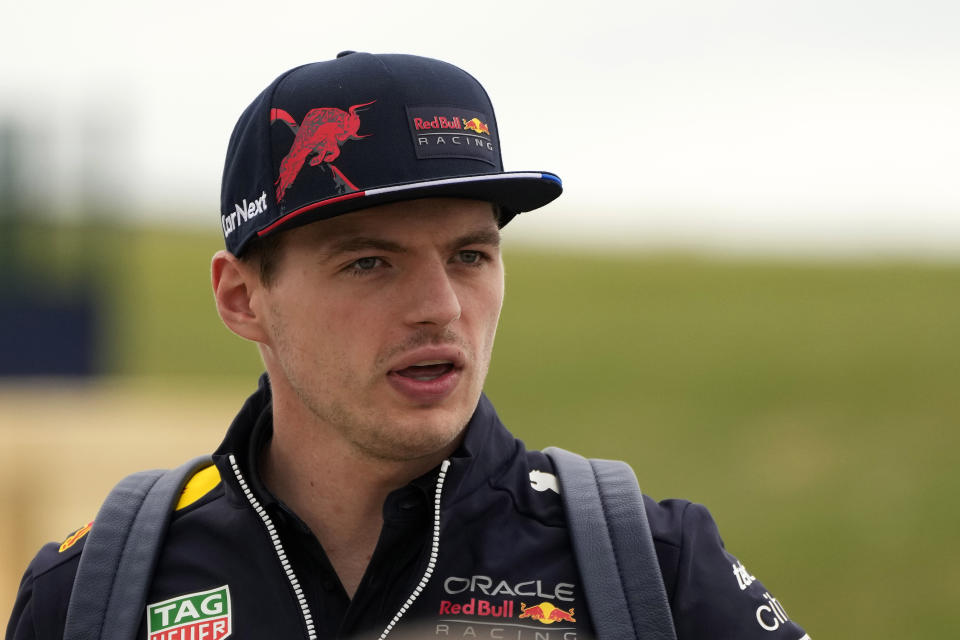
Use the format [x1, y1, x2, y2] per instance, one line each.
[544, 447, 677, 640]
[64, 455, 213, 640]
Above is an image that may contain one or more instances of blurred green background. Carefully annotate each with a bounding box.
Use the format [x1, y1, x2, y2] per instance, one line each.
[4, 221, 959, 637]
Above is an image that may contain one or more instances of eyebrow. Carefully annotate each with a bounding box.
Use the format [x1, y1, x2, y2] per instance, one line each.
[322, 228, 501, 258]
[450, 228, 501, 250]
[324, 237, 408, 256]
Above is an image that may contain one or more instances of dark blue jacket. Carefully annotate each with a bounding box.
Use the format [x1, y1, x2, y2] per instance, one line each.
[7, 376, 809, 640]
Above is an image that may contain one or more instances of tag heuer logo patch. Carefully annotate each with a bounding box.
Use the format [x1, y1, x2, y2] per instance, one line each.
[147, 585, 231, 640]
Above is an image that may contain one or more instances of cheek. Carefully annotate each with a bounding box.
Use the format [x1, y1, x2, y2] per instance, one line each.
[487, 268, 506, 320]
[470, 279, 505, 342]
[307, 297, 390, 363]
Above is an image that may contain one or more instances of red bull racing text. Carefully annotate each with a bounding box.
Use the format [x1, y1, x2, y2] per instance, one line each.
[435, 575, 580, 639]
[438, 598, 515, 618]
[406, 105, 498, 165]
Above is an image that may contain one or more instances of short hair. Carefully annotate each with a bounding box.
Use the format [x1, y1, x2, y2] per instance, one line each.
[239, 232, 284, 288]
[240, 202, 502, 287]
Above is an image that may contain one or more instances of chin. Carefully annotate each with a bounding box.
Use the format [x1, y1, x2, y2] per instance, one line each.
[370, 401, 473, 461]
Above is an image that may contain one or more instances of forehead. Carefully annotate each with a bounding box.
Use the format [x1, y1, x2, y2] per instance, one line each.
[286, 198, 500, 248]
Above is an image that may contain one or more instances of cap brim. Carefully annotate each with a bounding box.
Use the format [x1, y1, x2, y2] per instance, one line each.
[255, 171, 562, 241]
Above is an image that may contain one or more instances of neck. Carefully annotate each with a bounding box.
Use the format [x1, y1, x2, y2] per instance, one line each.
[260, 385, 451, 597]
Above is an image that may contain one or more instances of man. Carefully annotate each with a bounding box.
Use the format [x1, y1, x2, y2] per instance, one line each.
[7, 52, 809, 639]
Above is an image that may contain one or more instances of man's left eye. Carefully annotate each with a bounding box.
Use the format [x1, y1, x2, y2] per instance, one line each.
[458, 251, 482, 264]
[351, 257, 381, 271]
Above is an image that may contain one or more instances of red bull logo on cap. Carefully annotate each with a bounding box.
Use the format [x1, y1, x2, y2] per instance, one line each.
[406, 105, 498, 166]
[518, 601, 576, 625]
[271, 101, 375, 202]
[462, 117, 490, 135]
[413, 115, 463, 130]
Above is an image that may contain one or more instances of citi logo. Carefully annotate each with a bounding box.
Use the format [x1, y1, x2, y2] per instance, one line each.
[755, 591, 792, 631]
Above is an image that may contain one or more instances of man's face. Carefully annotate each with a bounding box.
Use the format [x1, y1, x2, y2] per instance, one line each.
[253, 198, 504, 463]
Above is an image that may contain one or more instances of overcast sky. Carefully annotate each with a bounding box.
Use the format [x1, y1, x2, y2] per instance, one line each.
[3, 0, 959, 255]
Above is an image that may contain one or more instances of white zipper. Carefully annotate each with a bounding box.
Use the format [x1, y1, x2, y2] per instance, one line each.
[230, 454, 451, 640]
[229, 454, 317, 640]
[378, 459, 451, 640]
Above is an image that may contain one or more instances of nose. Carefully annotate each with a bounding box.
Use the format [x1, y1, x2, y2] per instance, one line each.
[403, 259, 462, 327]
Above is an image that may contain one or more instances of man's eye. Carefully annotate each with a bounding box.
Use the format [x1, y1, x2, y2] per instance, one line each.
[458, 250, 483, 265]
[348, 257, 382, 272]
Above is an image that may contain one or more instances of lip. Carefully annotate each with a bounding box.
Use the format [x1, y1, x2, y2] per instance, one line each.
[386, 346, 466, 405]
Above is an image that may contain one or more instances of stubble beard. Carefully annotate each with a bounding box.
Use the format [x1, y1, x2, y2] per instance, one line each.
[280, 326, 494, 464]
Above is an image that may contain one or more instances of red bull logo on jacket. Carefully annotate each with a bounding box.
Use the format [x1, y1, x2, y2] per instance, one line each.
[438, 598, 514, 618]
[518, 601, 576, 625]
[58, 521, 92, 553]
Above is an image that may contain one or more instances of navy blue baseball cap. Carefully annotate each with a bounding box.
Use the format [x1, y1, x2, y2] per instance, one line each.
[220, 51, 563, 255]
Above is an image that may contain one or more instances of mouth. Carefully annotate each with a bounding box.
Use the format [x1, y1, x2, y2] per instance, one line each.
[386, 349, 466, 403]
[392, 360, 457, 381]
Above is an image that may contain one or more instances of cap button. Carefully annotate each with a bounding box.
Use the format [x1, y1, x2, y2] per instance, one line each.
[336, 50, 356, 58]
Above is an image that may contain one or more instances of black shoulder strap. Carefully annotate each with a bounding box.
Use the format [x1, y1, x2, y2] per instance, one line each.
[543, 447, 677, 640]
[63, 455, 213, 640]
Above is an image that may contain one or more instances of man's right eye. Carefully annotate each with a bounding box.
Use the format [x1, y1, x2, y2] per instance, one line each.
[354, 257, 379, 269]
[345, 257, 384, 274]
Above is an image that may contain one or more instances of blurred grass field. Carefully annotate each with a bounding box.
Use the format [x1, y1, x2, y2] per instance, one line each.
[3, 224, 959, 637]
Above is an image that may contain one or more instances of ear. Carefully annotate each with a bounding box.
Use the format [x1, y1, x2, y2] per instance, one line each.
[211, 250, 270, 344]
